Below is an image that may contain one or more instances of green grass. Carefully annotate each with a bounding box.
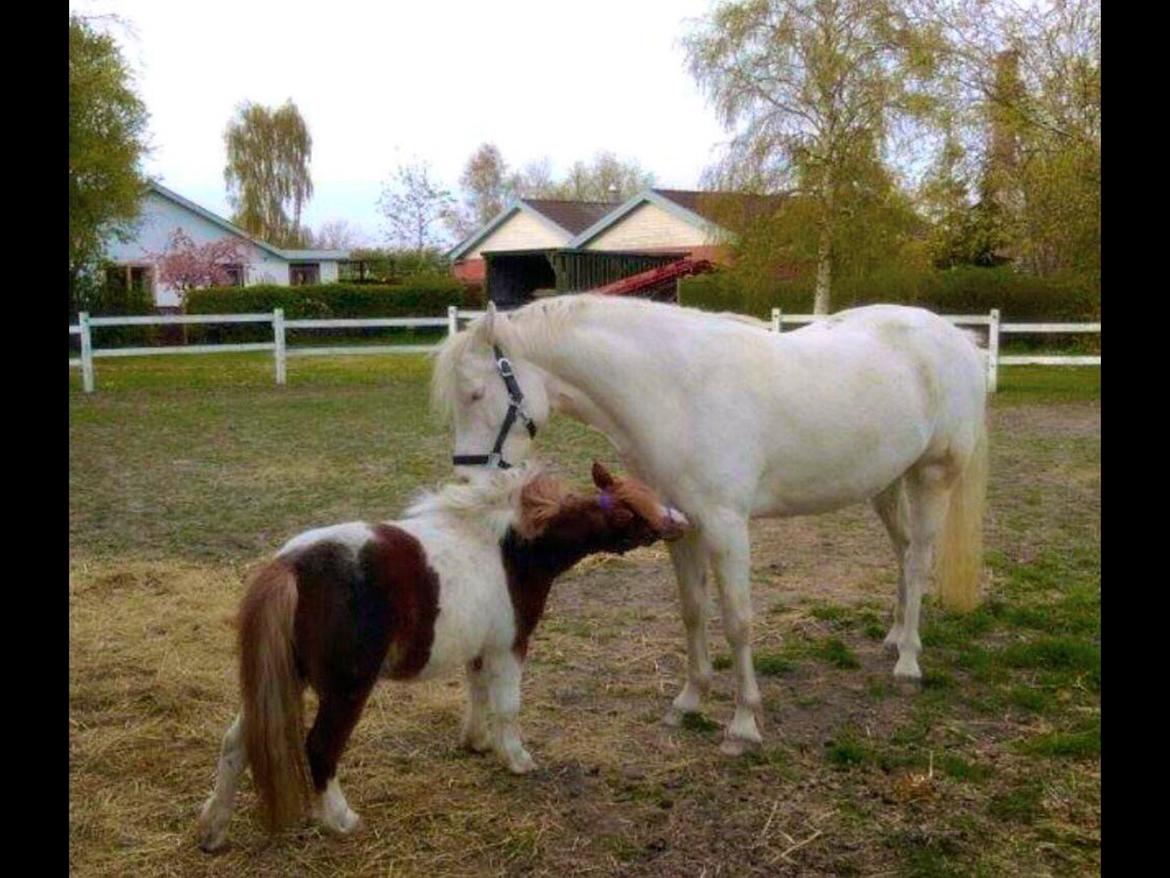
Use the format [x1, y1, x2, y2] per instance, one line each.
[816, 637, 861, 669]
[994, 365, 1100, 404]
[68, 355, 1100, 877]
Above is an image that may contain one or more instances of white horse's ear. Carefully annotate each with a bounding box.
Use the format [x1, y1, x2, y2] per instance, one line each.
[475, 302, 497, 342]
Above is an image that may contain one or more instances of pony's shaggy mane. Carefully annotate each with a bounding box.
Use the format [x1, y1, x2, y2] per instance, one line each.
[403, 462, 570, 541]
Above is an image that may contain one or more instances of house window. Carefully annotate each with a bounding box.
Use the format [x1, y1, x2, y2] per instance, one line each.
[104, 264, 154, 295]
[290, 263, 320, 285]
[223, 264, 245, 287]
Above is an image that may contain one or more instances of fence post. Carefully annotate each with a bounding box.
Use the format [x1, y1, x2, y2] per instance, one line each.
[79, 311, 95, 393]
[447, 305, 459, 337]
[771, 307, 782, 334]
[987, 308, 1000, 393]
[273, 308, 286, 386]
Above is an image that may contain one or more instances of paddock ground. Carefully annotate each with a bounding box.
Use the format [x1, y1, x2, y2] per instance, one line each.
[69, 356, 1100, 876]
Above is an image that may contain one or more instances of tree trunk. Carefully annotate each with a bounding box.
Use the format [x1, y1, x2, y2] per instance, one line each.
[813, 218, 833, 315]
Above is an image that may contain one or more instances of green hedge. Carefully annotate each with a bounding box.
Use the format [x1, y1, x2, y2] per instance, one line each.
[679, 266, 1100, 323]
[184, 276, 467, 344]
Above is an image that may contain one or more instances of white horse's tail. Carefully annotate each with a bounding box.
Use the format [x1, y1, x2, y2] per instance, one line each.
[934, 420, 989, 612]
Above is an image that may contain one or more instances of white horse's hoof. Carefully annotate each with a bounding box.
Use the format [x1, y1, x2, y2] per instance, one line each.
[719, 734, 761, 757]
[662, 707, 686, 728]
[893, 658, 922, 688]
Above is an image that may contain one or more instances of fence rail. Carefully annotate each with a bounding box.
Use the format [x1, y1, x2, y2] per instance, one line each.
[69, 306, 1097, 394]
[769, 307, 1098, 393]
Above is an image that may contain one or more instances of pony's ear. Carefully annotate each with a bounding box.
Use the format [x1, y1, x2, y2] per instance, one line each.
[518, 474, 566, 538]
[591, 461, 616, 490]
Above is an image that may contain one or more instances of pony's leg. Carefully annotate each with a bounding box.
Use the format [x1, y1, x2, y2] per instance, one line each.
[306, 690, 369, 835]
[895, 464, 955, 682]
[197, 712, 246, 852]
[871, 479, 911, 653]
[663, 530, 713, 726]
[484, 650, 536, 774]
[706, 513, 763, 755]
[460, 658, 492, 753]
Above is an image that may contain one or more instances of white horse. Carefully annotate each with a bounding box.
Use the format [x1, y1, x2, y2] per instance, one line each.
[432, 294, 988, 755]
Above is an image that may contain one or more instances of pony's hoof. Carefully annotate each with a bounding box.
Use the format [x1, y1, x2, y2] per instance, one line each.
[197, 800, 229, 853]
[507, 750, 538, 774]
[460, 731, 493, 754]
[198, 832, 229, 854]
[324, 809, 362, 836]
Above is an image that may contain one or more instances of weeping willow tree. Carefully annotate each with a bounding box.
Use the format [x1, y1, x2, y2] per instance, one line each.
[223, 100, 313, 248]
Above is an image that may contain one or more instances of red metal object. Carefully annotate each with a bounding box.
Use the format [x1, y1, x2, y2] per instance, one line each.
[592, 257, 715, 298]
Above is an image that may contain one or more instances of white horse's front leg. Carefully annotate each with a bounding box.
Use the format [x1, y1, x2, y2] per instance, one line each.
[460, 658, 492, 753]
[663, 530, 713, 726]
[707, 515, 763, 755]
[197, 712, 246, 852]
[485, 651, 536, 774]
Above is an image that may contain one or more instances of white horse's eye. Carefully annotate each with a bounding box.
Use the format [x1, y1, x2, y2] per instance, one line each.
[469, 388, 485, 403]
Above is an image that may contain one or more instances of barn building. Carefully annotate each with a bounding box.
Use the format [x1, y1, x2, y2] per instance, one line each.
[448, 189, 757, 308]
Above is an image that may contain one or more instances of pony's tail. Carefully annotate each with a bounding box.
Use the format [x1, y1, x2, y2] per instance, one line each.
[238, 560, 310, 832]
[934, 420, 989, 612]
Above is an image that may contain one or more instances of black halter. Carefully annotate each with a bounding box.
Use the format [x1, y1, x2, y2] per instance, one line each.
[451, 345, 537, 469]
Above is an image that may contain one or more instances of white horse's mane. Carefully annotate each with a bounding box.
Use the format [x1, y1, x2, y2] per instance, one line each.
[430, 295, 772, 423]
[404, 461, 547, 539]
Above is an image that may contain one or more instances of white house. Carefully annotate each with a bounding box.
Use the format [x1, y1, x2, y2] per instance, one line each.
[103, 181, 350, 308]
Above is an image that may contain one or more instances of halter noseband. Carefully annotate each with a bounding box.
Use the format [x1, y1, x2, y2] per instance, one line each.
[451, 345, 537, 470]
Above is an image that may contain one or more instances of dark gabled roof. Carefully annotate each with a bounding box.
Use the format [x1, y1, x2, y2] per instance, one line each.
[519, 199, 615, 235]
[653, 189, 788, 225]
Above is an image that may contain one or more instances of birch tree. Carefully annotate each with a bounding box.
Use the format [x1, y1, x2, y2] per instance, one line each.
[378, 161, 455, 255]
[684, 0, 940, 312]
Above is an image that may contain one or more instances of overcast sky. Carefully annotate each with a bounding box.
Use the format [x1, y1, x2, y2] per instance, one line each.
[72, 0, 730, 246]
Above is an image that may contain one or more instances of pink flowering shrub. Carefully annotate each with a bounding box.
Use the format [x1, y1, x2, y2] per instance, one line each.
[148, 228, 252, 297]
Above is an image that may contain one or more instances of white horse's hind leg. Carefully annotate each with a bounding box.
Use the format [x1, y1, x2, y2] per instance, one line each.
[706, 514, 763, 755]
[871, 479, 910, 653]
[197, 712, 246, 852]
[663, 530, 713, 726]
[896, 464, 955, 682]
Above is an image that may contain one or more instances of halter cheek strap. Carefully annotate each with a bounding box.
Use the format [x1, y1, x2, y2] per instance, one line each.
[452, 345, 538, 470]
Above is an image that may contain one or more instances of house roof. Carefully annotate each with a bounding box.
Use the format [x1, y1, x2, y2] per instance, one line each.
[146, 181, 350, 261]
[281, 249, 351, 261]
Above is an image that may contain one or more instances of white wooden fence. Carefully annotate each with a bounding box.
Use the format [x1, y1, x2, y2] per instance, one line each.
[69, 306, 1097, 394]
[769, 307, 1100, 393]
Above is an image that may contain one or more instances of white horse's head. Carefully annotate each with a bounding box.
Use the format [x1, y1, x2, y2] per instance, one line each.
[432, 302, 550, 478]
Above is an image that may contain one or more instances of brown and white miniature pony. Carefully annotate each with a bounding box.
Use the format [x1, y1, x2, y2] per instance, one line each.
[197, 461, 688, 851]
